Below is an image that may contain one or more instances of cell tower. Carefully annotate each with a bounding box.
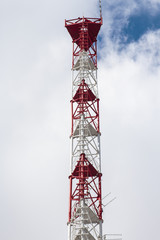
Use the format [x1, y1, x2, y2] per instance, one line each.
[65, 3, 103, 240]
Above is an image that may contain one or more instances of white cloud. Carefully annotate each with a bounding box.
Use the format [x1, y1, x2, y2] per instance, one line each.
[99, 28, 160, 239]
[101, 0, 160, 42]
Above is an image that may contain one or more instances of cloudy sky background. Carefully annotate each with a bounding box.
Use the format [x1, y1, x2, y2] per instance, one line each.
[1, 0, 160, 239]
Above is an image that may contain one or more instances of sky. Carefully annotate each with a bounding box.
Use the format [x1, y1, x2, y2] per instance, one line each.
[0, 0, 160, 240]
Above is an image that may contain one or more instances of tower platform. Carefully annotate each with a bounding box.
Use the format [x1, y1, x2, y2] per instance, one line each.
[65, 17, 102, 51]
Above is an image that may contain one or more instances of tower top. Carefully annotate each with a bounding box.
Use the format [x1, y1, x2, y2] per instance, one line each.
[65, 17, 102, 51]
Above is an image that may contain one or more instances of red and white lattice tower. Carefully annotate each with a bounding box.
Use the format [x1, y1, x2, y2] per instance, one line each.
[65, 16, 103, 240]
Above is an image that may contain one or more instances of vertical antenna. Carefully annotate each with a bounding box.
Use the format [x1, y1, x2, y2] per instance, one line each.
[65, 17, 103, 240]
[99, 0, 102, 18]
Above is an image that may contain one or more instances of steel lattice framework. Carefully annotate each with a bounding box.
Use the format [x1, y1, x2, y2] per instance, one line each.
[65, 16, 103, 240]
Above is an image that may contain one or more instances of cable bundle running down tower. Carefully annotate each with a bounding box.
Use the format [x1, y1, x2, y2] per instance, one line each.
[65, 14, 103, 240]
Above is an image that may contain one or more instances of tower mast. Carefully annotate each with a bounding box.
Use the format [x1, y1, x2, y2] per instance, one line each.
[65, 12, 103, 240]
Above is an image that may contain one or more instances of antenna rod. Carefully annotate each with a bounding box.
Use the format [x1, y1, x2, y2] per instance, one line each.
[99, 0, 102, 18]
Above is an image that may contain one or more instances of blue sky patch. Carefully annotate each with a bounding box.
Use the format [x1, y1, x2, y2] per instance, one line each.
[122, 11, 160, 43]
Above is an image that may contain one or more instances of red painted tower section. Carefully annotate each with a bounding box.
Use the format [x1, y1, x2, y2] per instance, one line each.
[66, 17, 102, 68]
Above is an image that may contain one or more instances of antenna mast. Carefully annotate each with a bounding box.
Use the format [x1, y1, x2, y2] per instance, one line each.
[65, 1, 103, 240]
